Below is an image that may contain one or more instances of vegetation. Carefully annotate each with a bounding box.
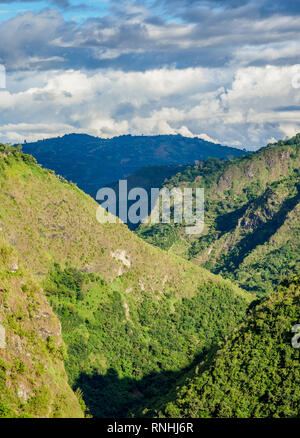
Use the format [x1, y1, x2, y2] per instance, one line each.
[0, 240, 84, 418]
[0, 143, 251, 417]
[22, 134, 246, 197]
[138, 135, 300, 295]
[44, 264, 250, 417]
[159, 277, 300, 418]
[1, 136, 299, 418]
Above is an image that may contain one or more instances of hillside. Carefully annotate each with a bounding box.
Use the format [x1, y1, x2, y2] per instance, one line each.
[137, 135, 300, 295]
[0, 144, 252, 417]
[21, 134, 246, 198]
[159, 277, 300, 418]
[0, 238, 84, 418]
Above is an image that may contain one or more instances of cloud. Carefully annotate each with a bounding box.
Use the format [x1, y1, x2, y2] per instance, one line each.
[0, 1, 299, 147]
[0, 0, 71, 7]
[1, 65, 300, 148]
[155, 0, 300, 17]
[1, 2, 300, 72]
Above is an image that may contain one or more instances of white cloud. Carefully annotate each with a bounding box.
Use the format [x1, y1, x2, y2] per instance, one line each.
[197, 133, 220, 144]
[278, 123, 300, 139]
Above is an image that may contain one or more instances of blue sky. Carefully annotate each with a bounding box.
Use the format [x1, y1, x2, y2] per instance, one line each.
[0, 1, 110, 23]
[0, 0, 300, 148]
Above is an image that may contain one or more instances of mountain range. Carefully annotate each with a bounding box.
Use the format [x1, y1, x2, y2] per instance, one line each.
[0, 134, 299, 418]
[0, 143, 251, 417]
[137, 135, 300, 296]
[21, 134, 246, 198]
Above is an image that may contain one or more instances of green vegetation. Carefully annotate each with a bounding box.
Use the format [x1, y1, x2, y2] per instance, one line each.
[0, 143, 252, 417]
[138, 135, 300, 295]
[45, 263, 250, 417]
[0, 240, 84, 418]
[160, 277, 300, 418]
[1, 136, 299, 418]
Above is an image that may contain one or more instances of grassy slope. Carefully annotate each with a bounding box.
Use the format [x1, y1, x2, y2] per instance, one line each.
[0, 145, 252, 417]
[161, 277, 300, 418]
[0, 147, 246, 295]
[137, 136, 300, 295]
[0, 238, 84, 418]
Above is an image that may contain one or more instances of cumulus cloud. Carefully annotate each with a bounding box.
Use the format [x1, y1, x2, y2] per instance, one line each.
[1, 1, 300, 72]
[1, 65, 300, 148]
[0, 1, 299, 147]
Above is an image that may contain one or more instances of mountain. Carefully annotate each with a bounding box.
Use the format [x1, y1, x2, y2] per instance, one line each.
[137, 135, 300, 296]
[159, 277, 300, 418]
[0, 143, 252, 417]
[21, 134, 247, 198]
[0, 238, 85, 418]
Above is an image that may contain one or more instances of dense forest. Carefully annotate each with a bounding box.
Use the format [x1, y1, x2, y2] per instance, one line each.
[45, 264, 249, 417]
[158, 277, 300, 418]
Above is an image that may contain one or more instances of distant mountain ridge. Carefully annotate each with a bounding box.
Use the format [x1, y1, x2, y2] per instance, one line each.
[137, 135, 300, 295]
[21, 134, 247, 197]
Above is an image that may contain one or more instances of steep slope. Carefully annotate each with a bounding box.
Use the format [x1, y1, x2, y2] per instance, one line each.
[108, 165, 185, 230]
[0, 238, 84, 418]
[45, 264, 251, 417]
[22, 134, 246, 198]
[0, 144, 252, 417]
[137, 135, 300, 295]
[161, 277, 300, 418]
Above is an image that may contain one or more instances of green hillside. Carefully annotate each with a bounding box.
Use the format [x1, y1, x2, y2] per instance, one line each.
[0, 144, 252, 417]
[0, 238, 84, 418]
[137, 135, 300, 295]
[160, 277, 300, 418]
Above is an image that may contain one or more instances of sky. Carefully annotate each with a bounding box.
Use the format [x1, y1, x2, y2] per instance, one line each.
[0, 0, 300, 149]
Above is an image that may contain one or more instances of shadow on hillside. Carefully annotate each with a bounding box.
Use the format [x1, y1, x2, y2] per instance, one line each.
[215, 183, 300, 273]
[73, 351, 211, 418]
[215, 203, 249, 233]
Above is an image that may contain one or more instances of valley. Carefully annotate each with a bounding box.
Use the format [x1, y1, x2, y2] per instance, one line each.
[0, 143, 251, 417]
[0, 135, 299, 418]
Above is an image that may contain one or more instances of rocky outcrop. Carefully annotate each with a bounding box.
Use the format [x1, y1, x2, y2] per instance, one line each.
[0, 323, 6, 349]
